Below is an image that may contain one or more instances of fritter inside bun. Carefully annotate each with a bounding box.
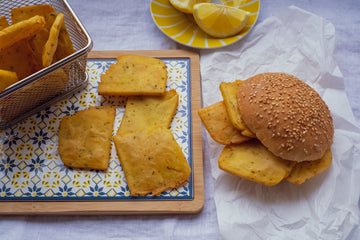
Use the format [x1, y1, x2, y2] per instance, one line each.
[237, 72, 333, 162]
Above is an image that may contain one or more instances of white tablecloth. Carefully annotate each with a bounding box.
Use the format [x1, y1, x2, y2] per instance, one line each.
[0, 1, 359, 239]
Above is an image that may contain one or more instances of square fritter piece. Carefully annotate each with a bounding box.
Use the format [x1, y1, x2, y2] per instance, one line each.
[58, 106, 116, 170]
[218, 140, 296, 186]
[220, 80, 255, 137]
[98, 54, 168, 96]
[117, 89, 178, 136]
[113, 126, 191, 196]
[198, 101, 251, 145]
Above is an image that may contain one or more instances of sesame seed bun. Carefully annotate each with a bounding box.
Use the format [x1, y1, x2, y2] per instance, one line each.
[237, 73, 334, 162]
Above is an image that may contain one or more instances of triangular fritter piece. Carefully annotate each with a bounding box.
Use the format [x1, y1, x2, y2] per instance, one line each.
[116, 89, 178, 136]
[198, 101, 251, 145]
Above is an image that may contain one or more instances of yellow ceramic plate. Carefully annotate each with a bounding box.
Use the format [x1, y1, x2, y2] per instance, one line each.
[150, 0, 260, 49]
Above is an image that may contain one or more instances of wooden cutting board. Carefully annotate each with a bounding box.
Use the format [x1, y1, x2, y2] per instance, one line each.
[0, 50, 204, 215]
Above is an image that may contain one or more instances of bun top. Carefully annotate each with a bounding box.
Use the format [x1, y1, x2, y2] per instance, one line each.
[237, 73, 334, 162]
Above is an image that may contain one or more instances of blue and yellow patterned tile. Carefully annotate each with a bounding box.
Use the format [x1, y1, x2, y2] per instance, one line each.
[0, 58, 193, 201]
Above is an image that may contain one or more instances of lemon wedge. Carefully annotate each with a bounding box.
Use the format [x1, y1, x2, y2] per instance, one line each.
[193, 3, 250, 38]
[169, 0, 211, 14]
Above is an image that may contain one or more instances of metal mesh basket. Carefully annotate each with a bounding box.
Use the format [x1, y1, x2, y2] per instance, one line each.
[0, 0, 92, 129]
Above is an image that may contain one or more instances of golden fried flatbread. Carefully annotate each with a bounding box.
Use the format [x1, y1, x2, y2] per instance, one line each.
[54, 17, 75, 62]
[116, 89, 178, 136]
[11, 4, 58, 68]
[198, 101, 251, 145]
[0, 16, 9, 30]
[219, 80, 255, 137]
[98, 54, 168, 96]
[113, 126, 191, 196]
[285, 149, 332, 184]
[11, 4, 74, 68]
[0, 39, 38, 79]
[11, 4, 57, 25]
[0, 15, 45, 51]
[58, 106, 116, 170]
[218, 140, 296, 186]
[42, 13, 64, 67]
[0, 69, 18, 91]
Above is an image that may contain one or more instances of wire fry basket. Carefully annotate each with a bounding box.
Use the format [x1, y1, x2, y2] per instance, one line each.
[0, 0, 93, 129]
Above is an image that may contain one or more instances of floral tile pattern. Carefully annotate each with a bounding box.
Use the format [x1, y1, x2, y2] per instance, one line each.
[0, 58, 193, 200]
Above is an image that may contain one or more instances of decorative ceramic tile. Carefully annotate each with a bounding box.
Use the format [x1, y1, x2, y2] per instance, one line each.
[0, 58, 193, 201]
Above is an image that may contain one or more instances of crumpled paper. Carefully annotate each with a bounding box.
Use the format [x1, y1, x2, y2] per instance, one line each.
[200, 6, 360, 240]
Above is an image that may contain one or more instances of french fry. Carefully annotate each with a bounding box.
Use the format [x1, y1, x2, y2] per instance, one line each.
[0, 15, 45, 51]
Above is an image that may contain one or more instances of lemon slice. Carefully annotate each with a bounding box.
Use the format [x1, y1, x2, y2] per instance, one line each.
[169, 0, 211, 14]
[193, 3, 250, 38]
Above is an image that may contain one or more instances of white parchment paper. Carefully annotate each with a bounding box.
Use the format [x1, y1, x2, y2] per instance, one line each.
[200, 6, 360, 240]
